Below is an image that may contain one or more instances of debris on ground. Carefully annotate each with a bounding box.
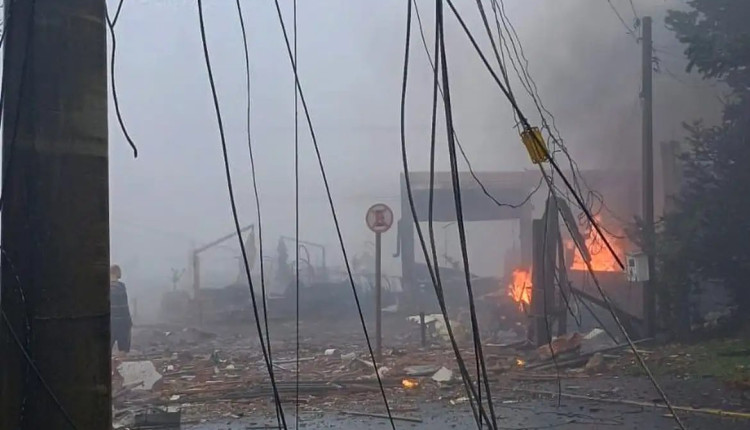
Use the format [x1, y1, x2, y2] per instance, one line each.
[431, 367, 453, 383]
[117, 360, 163, 391]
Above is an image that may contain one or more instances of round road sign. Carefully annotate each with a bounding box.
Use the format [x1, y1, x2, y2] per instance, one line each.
[366, 203, 393, 233]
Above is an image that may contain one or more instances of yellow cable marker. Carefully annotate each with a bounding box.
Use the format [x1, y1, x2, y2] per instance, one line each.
[521, 127, 549, 164]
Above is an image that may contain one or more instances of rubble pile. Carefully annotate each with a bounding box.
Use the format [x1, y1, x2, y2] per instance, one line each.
[113, 325, 480, 427]
[113, 318, 663, 429]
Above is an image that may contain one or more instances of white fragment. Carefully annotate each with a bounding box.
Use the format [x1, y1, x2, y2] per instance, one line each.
[431, 366, 453, 383]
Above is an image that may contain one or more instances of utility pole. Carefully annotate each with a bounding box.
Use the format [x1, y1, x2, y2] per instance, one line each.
[0, 1, 111, 429]
[641, 16, 656, 338]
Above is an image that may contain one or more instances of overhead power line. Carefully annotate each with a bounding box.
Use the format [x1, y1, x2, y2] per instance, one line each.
[195, 1, 287, 427]
[437, 0, 500, 425]
[270, 1, 396, 427]
[411, 0, 544, 211]
[233, 1, 282, 427]
[443, 1, 687, 428]
[105, 0, 138, 158]
[401, 2, 492, 428]
[292, 0, 301, 426]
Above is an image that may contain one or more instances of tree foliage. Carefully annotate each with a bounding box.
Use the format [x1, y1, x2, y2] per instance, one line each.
[659, 0, 750, 333]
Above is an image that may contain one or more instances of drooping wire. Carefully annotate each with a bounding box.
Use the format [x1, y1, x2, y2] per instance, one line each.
[489, 0, 593, 217]
[445, 3, 687, 427]
[605, 0, 639, 41]
[195, 2, 287, 427]
[104, 0, 138, 158]
[437, 1, 499, 426]
[400, 2, 491, 427]
[270, 2, 395, 427]
[445, 0, 625, 269]
[233, 1, 283, 428]
[412, 0, 543, 211]
[627, 0, 641, 25]
[552, 179, 687, 429]
[488, 0, 599, 220]
[110, 0, 126, 27]
[293, 0, 301, 426]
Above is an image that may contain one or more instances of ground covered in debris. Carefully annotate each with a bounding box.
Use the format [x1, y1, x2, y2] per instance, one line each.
[113, 316, 750, 429]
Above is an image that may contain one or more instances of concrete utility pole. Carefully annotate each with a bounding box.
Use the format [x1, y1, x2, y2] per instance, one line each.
[0, 1, 111, 429]
[641, 16, 656, 337]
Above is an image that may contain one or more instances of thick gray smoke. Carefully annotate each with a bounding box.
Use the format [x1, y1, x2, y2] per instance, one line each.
[106, 0, 722, 319]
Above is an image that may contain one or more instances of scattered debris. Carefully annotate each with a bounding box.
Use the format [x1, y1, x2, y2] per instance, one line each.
[431, 367, 453, 383]
[118, 361, 163, 391]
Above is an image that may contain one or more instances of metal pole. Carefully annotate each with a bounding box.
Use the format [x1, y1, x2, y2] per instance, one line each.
[0, 0, 111, 428]
[375, 231, 383, 361]
[642, 16, 656, 337]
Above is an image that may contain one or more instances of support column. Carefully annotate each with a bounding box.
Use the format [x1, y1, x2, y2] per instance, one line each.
[0, 1, 111, 428]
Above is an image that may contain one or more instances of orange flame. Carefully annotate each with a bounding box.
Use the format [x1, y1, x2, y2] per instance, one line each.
[402, 378, 419, 389]
[568, 217, 623, 273]
[507, 269, 532, 310]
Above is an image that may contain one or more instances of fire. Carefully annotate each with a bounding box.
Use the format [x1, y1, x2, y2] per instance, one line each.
[516, 358, 525, 367]
[507, 269, 532, 310]
[568, 217, 623, 273]
[402, 378, 419, 389]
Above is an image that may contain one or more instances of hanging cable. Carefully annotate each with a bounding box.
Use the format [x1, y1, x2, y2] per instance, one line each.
[444, 3, 687, 427]
[552, 178, 687, 429]
[445, 0, 625, 270]
[437, 1, 499, 426]
[195, 2, 287, 427]
[105, 0, 138, 158]
[233, 1, 283, 428]
[292, 0, 301, 426]
[606, 0, 639, 40]
[411, 0, 543, 211]
[270, 2, 395, 427]
[489, 0, 597, 215]
[400, 2, 491, 428]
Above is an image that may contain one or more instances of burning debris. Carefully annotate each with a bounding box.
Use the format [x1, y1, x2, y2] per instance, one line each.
[402, 378, 419, 389]
[568, 216, 625, 273]
[507, 268, 533, 311]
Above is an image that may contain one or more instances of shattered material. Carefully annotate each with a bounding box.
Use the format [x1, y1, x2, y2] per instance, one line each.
[117, 360, 163, 391]
[431, 367, 453, 383]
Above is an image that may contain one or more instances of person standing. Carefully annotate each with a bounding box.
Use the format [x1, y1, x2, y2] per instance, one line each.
[110, 264, 132, 354]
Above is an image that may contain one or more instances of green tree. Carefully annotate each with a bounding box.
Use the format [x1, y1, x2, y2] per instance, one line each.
[658, 0, 750, 333]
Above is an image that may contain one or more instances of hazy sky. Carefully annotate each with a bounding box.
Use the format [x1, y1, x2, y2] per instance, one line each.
[106, 0, 722, 295]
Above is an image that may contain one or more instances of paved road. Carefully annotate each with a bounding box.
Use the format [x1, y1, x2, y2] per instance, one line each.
[185, 397, 747, 429]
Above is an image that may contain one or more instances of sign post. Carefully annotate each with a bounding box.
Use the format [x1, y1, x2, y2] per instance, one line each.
[366, 203, 393, 361]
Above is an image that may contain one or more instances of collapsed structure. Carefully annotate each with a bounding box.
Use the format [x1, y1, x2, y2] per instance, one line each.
[397, 170, 645, 342]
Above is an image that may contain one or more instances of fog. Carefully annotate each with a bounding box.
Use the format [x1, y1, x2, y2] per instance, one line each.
[107, 0, 723, 314]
